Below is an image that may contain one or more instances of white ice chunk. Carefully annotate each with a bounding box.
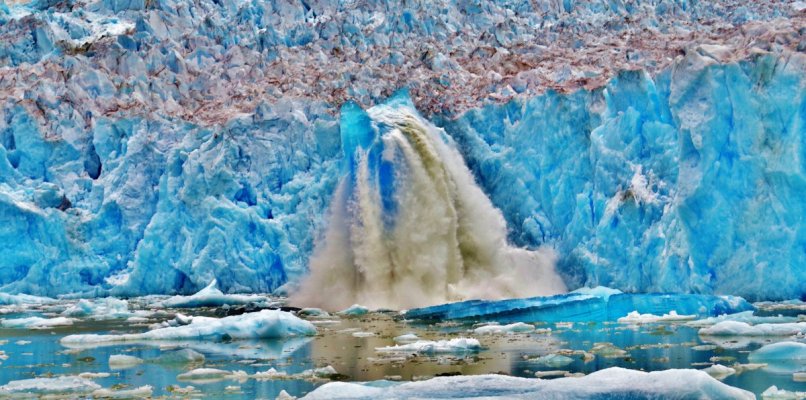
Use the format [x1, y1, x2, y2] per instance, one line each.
[618, 311, 696, 324]
[376, 338, 481, 354]
[699, 321, 806, 336]
[474, 322, 535, 334]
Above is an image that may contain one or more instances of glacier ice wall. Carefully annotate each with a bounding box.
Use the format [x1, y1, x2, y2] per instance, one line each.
[0, 0, 804, 300]
[438, 52, 806, 301]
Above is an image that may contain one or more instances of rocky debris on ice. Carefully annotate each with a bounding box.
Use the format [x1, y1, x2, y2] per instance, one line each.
[299, 367, 754, 399]
[60, 310, 315, 345]
[376, 338, 481, 355]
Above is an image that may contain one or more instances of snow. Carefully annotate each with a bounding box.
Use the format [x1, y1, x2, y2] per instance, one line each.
[158, 280, 273, 308]
[617, 311, 696, 324]
[60, 310, 316, 345]
[300, 367, 754, 399]
[376, 338, 482, 355]
[1, 316, 74, 329]
[474, 322, 536, 335]
[699, 321, 806, 336]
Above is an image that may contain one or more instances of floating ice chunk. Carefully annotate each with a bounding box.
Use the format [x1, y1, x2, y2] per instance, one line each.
[529, 354, 574, 368]
[570, 286, 623, 299]
[748, 342, 806, 374]
[276, 389, 297, 400]
[1, 316, 74, 329]
[591, 343, 628, 358]
[794, 372, 806, 382]
[79, 372, 111, 379]
[92, 385, 153, 398]
[393, 333, 420, 344]
[0, 293, 55, 305]
[0, 376, 101, 396]
[474, 322, 535, 335]
[701, 364, 736, 380]
[299, 367, 754, 399]
[352, 331, 375, 338]
[618, 311, 696, 324]
[762, 386, 806, 400]
[177, 368, 247, 382]
[62, 298, 131, 319]
[405, 292, 751, 323]
[159, 280, 273, 308]
[250, 366, 339, 381]
[109, 354, 143, 369]
[699, 321, 806, 336]
[376, 338, 481, 355]
[252, 368, 288, 380]
[338, 304, 369, 316]
[61, 310, 315, 345]
[687, 311, 798, 327]
[156, 349, 205, 364]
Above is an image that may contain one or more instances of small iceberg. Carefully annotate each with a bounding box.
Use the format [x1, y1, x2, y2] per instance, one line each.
[474, 322, 536, 334]
[617, 311, 696, 324]
[748, 342, 806, 374]
[158, 280, 274, 308]
[338, 304, 370, 316]
[404, 289, 752, 323]
[62, 298, 133, 319]
[376, 338, 481, 355]
[1, 316, 74, 329]
[699, 321, 806, 336]
[299, 367, 754, 399]
[0, 376, 101, 397]
[60, 310, 315, 345]
[687, 311, 798, 327]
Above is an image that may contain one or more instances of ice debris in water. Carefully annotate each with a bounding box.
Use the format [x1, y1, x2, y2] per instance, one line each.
[61, 298, 132, 319]
[617, 311, 696, 324]
[337, 304, 370, 316]
[156, 349, 205, 364]
[393, 333, 420, 344]
[701, 364, 736, 380]
[762, 386, 806, 400]
[748, 342, 806, 374]
[0, 316, 74, 329]
[0, 376, 101, 397]
[473, 322, 536, 335]
[92, 385, 153, 399]
[60, 310, 315, 345]
[699, 321, 806, 336]
[158, 280, 274, 308]
[108, 354, 143, 369]
[405, 289, 752, 323]
[687, 311, 798, 327]
[177, 368, 249, 383]
[376, 338, 481, 355]
[300, 367, 754, 399]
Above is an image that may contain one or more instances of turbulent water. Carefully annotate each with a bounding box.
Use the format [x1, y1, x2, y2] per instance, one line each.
[294, 94, 565, 310]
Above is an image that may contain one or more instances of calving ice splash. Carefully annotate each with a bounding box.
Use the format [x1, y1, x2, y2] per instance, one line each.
[293, 92, 566, 310]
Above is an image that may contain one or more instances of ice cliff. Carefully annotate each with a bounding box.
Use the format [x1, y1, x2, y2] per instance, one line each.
[0, 0, 804, 300]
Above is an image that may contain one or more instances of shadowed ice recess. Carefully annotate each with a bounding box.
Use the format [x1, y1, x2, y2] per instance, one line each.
[293, 92, 566, 310]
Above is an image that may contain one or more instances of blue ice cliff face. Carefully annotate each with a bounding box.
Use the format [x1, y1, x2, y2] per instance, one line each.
[438, 54, 806, 301]
[0, 0, 804, 300]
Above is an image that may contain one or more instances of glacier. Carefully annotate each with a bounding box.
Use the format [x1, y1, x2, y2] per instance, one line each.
[0, 0, 804, 301]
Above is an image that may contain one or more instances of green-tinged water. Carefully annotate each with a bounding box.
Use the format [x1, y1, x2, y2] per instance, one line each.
[0, 302, 804, 399]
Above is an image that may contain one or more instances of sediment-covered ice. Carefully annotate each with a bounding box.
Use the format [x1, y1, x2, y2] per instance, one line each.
[300, 367, 754, 399]
[60, 310, 315, 345]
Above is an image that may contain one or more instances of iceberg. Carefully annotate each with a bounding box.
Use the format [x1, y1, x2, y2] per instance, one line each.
[404, 290, 752, 323]
[1, 316, 74, 329]
[60, 310, 315, 345]
[473, 322, 536, 335]
[157, 280, 274, 308]
[748, 342, 806, 374]
[375, 338, 481, 355]
[698, 321, 806, 336]
[0, 377, 101, 397]
[300, 367, 754, 399]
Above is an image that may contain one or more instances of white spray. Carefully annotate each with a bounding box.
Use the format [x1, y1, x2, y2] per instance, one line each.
[292, 99, 566, 310]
